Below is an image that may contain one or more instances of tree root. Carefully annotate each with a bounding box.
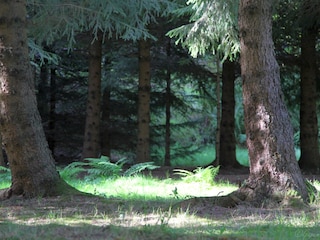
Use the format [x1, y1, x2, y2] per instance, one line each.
[0, 188, 12, 200]
[175, 190, 247, 211]
[174, 181, 312, 210]
[0, 180, 88, 201]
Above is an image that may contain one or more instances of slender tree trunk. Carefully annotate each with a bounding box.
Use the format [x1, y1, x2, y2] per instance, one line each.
[101, 87, 111, 159]
[137, 39, 151, 163]
[164, 39, 171, 166]
[82, 32, 103, 159]
[48, 68, 57, 153]
[214, 59, 221, 167]
[0, 0, 72, 199]
[219, 59, 239, 168]
[299, 25, 320, 171]
[37, 63, 49, 121]
[237, 0, 308, 204]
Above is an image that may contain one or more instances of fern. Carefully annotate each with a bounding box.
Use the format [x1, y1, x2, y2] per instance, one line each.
[123, 162, 160, 177]
[0, 166, 11, 182]
[60, 156, 160, 181]
[60, 156, 129, 181]
[173, 166, 220, 185]
[0, 166, 10, 173]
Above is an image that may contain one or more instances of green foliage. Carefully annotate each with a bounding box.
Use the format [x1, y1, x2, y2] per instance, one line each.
[123, 162, 160, 177]
[305, 180, 319, 204]
[28, 39, 60, 66]
[173, 165, 220, 185]
[60, 156, 126, 181]
[0, 166, 11, 183]
[29, 0, 178, 48]
[167, 0, 239, 59]
[60, 156, 160, 181]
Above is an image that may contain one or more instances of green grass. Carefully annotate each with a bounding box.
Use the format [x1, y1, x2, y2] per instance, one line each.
[1, 163, 320, 239]
[1, 174, 320, 240]
[66, 174, 236, 201]
[155, 146, 302, 167]
[170, 146, 250, 167]
[175, 146, 301, 168]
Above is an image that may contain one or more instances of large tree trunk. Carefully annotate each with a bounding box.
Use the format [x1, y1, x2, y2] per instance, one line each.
[0, 0, 72, 198]
[237, 0, 308, 205]
[298, 25, 320, 171]
[219, 59, 240, 168]
[82, 32, 103, 159]
[136, 39, 151, 163]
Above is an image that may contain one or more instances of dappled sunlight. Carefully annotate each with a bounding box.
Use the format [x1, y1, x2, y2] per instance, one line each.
[67, 176, 237, 201]
[1, 196, 320, 239]
[1, 172, 320, 239]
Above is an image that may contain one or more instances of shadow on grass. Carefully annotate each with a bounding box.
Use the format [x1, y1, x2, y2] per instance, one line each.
[1, 171, 320, 240]
[1, 219, 320, 240]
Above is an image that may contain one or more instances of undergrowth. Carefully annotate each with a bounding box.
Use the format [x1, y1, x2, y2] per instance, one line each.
[173, 166, 220, 185]
[59, 155, 160, 181]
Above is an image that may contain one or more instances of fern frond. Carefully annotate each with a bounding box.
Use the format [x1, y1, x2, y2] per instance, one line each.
[60, 155, 124, 180]
[123, 162, 159, 177]
[173, 169, 194, 177]
[0, 166, 11, 182]
[173, 166, 220, 185]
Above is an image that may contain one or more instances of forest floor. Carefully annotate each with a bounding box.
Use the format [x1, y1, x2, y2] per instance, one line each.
[1, 167, 320, 239]
[149, 166, 320, 184]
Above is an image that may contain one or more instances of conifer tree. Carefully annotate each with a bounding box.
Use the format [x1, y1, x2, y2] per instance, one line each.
[167, 0, 240, 167]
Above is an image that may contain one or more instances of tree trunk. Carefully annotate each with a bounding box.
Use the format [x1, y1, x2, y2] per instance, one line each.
[48, 68, 57, 153]
[298, 25, 320, 171]
[237, 0, 308, 205]
[219, 59, 239, 168]
[214, 59, 221, 167]
[0, 0, 72, 198]
[164, 39, 171, 166]
[137, 39, 151, 163]
[37, 63, 49, 121]
[82, 32, 103, 159]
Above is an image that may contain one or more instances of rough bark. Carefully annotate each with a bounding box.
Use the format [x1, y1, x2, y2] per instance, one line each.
[298, 26, 320, 171]
[82, 32, 103, 159]
[237, 0, 308, 205]
[0, 0, 74, 199]
[136, 39, 151, 163]
[219, 59, 240, 168]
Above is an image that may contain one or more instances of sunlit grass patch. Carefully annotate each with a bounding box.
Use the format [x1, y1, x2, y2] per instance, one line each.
[1, 162, 320, 239]
[65, 174, 237, 201]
